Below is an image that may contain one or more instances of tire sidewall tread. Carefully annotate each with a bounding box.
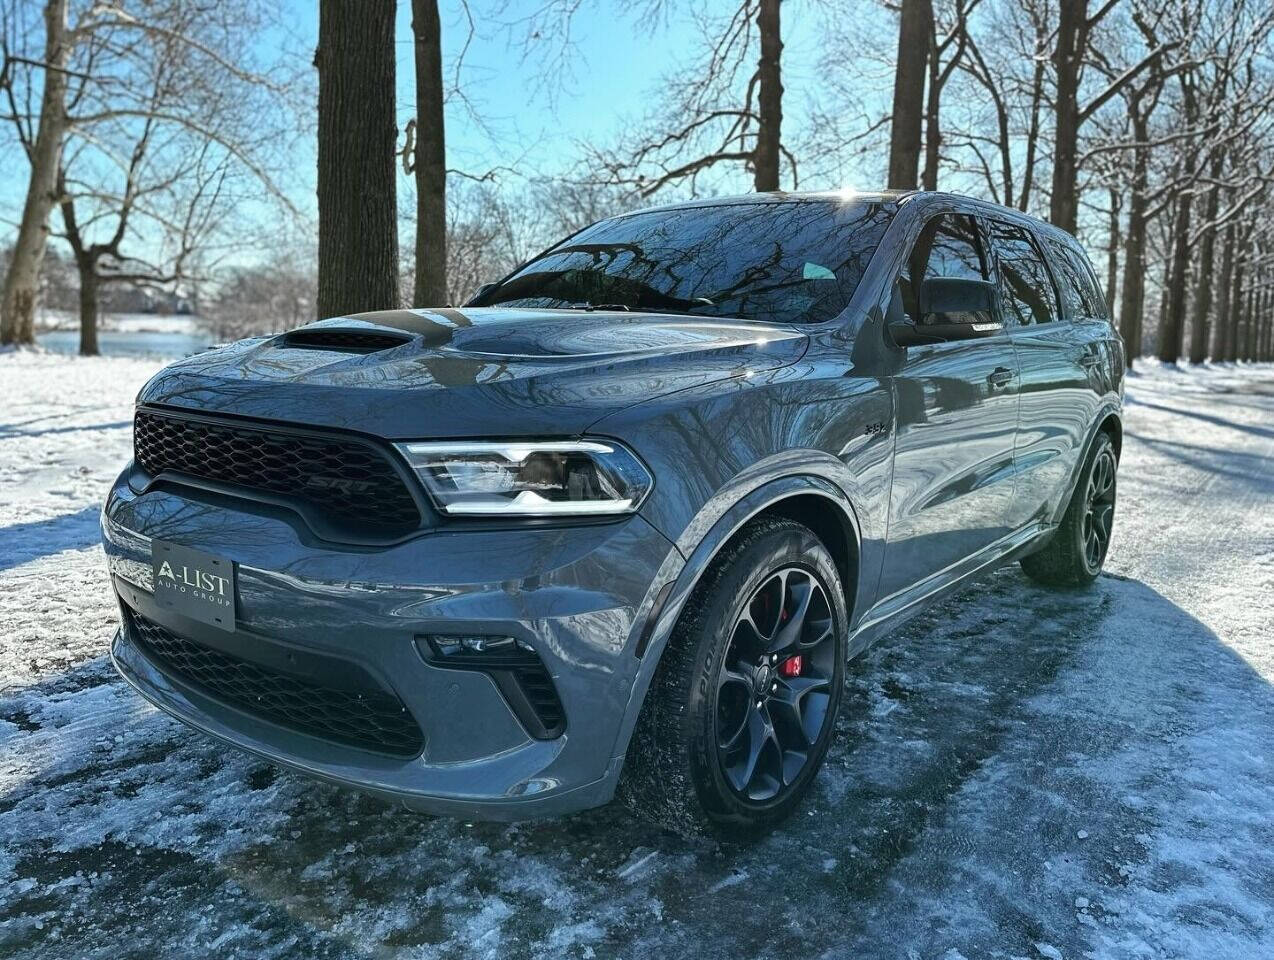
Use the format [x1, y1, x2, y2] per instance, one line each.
[618, 517, 847, 837]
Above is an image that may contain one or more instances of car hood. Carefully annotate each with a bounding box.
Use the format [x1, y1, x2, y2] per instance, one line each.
[137, 307, 809, 438]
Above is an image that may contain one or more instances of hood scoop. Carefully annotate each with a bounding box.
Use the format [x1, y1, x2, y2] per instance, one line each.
[277, 327, 412, 353]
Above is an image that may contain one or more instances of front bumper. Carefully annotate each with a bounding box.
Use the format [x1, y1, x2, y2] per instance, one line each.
[103, 469, 682, 820]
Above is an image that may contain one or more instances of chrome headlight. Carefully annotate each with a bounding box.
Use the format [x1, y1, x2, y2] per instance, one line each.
[394, 439, 652, 517]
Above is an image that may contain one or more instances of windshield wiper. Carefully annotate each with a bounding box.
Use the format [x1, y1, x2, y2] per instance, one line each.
[546, 301, 632, 312]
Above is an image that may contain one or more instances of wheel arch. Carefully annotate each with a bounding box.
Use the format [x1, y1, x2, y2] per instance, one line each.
[1048, 403, 1123, 527]
[608, 476, 863, 772]
[1098, 410, 1122, 461]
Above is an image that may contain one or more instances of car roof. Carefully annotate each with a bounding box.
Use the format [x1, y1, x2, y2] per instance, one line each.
[614, 189, 1076, 243]
[613, 190, 913, 217]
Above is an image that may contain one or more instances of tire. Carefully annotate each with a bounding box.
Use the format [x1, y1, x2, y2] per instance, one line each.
[618, 517, 848, 837]
[1020, 432, 1118, 587]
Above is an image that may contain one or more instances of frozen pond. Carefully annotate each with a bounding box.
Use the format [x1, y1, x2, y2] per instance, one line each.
[36, 328, 213, 360]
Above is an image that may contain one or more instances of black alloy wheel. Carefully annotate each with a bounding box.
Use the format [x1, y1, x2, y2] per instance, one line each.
[618, 517, 847, 836]
[1082, 444, 1117, 572]
[715, 567, 837, 801]
[1021, 431, 1119, 587]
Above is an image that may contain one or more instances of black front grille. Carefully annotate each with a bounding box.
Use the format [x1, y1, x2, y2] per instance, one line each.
[127, 610, 425, 758]
[134, 408, 422, 537]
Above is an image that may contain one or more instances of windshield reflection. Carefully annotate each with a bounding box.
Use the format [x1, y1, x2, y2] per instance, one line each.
[479, 199, 892, 325]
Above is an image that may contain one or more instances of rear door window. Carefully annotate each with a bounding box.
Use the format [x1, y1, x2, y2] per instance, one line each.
[1046, 237, 1107, 321]
[988, 220, 1060, 326]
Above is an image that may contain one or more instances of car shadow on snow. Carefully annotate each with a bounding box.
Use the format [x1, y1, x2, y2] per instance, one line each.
[0, 506, 105, 574]
[0, 420, 133, 441]
[2, 568, 1272, 959]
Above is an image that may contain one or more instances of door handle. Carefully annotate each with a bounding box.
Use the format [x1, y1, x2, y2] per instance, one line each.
[1079, 353, 1101, 368]
[987, 367, 1015, 388]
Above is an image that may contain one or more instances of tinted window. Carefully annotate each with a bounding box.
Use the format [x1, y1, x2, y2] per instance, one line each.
[1046, 236, 1106, 320]
[899, 214, 987, 321]
[989, 220, 1059, 326]
[480, 200, 893, 325]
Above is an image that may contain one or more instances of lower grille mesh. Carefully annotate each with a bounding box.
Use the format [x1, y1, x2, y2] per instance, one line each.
[127, 610, 424, 758]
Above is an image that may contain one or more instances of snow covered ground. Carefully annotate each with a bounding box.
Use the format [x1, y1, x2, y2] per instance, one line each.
[1, 348, 1272, 959]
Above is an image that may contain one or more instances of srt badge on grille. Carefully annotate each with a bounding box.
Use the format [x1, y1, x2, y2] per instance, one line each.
[305, 475, 377, 494]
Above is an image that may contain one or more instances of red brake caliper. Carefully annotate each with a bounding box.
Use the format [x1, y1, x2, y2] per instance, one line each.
[779, 655, 803, 678]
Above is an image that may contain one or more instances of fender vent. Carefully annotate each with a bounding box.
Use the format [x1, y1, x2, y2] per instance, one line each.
[279, 328, 411, 353]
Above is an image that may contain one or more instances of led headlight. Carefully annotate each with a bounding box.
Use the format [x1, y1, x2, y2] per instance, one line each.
[394, 440, 652, 517]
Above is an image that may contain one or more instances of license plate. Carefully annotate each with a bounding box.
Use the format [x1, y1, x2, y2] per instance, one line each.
[151, 540, 236, 632]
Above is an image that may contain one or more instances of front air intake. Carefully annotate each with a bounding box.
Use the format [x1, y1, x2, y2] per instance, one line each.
[127, 608, 425, 758]
[279, 328, 411, 353]
[418, 636, 566, 740]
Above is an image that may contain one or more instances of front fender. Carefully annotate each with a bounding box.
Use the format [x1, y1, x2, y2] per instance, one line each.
[604, 474, 865, 771]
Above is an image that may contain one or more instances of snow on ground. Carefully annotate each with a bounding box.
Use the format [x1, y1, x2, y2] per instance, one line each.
[1, 347, 1272, 959]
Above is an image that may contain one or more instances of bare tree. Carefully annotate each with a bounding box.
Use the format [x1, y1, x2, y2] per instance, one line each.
[582, 1, 793, 198]
[1049, 0, 1176, 233]
[2, 0, 299, 352]
[315, 0, 398, 318]
[44, 1, 297, 354]
[0, 0, 70, 346]
[921, 0, 977, 190]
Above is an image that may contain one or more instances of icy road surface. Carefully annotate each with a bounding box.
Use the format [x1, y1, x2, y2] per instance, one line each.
[1, 350, 1272, 959]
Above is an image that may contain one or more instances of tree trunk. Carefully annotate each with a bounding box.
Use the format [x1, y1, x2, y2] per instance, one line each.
[1116, 93, 1157, 367]
[1187, 183, 1220, 364]
[411, 0, 448, 306]
[1049, 0, 1085, 232]
[1212, 221, 1234, 362]
[887, 0, 930, 191]
[1251, 284, 1267, 361]
[315, 0, 399, 319]
[1265, 288, 1274, 362]
[1157, 191, 1193, 364]
[922, 21, 940, 191]
[1019, 53, 1045, 211]
[1153, 223, 1173, 359]
[1239, 280, 1254, 362]
[1106, 187, 1120, 319]
[754, 0, 782, 192]
[1224, 254, 1243, 363]
[1, 0, 71, 346]
[77, 255, 99, 357]
[1117, 184, 1145, 366]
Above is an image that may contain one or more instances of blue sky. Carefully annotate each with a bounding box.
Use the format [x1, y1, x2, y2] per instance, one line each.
[0, 1, 879, 262]
[282, 1, 863, 202]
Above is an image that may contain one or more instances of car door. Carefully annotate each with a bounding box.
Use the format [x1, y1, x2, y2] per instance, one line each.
[986, 219, 1102, 529]
[880, 212, 1021, 601]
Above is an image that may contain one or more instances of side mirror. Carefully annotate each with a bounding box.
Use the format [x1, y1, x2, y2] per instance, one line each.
[467, 281, 498, 305]
[889, 277, 1003, 346]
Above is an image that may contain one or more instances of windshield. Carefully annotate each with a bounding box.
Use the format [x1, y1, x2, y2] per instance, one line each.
[476, 199, 893, 325]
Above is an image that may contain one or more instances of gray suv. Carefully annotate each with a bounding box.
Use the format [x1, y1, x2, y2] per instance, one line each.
[103, 190, 1123, 834]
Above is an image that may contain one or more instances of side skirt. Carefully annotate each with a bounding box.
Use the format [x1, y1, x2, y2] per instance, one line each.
[847, 521, 1054, 658]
